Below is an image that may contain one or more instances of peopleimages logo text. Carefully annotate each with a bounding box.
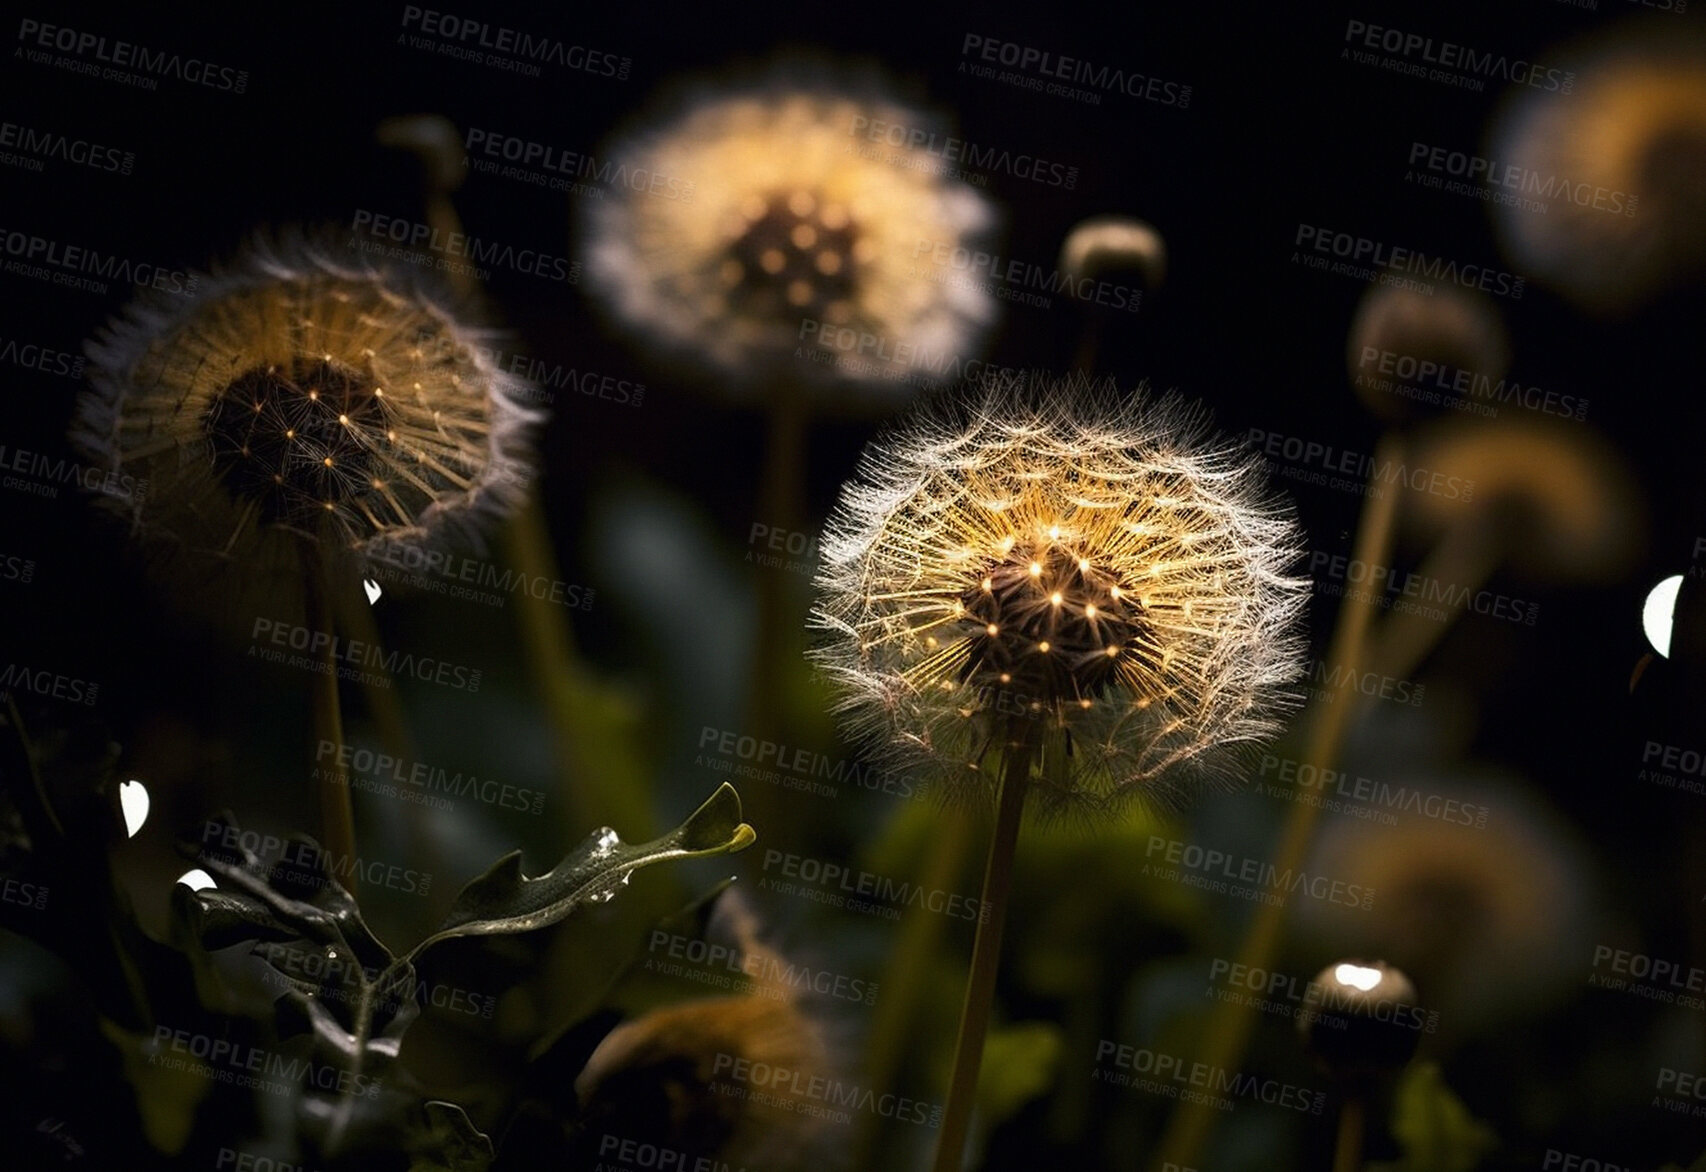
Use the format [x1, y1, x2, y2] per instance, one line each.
[315, 740, 545, 815]
[1353, 344, 1587, 422]
[960, 34, 1192, 107]
[398, 7, 630, 79]
[711, 1052, 943, 1127]
[1144, 836, 1374, 909]
[1246, 427, 1474, 500]
[1342, 20, 1573, 92]
[149, 1025, 379, 1098]
[16, 18, 249, 92]
[0, 228, 195, 295]
[464, 127, 693, 199]
[1407, 142, 1635, 216]
[0, 121, 133, 174]
[1094, 1039, 1327, 1114]
[846, 114, 1078, 190]
[1310, 551, 1538, 626]
[912, 239, 1143, 312]
[200, 819, 431, 896]
[250, 618, 482, 692]
[759, 849, 985, 922]
[1256, 754, 1490, 828]
[1294, 224, 1524, 299]
[349, 210, 576, 283]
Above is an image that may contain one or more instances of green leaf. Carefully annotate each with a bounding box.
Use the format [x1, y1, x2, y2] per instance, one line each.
[99, 1017, 210, 1156]
[408, 784, 756, 960]
[1656, 1148, 1706, 1172]
[406, 1100, 494, 1172]
[1369, 1061, 1497, 1172]
[976, 1021, 1063, 1129]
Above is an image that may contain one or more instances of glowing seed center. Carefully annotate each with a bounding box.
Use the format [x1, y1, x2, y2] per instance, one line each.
[203, 356, 386, 526]
[955, 540, 1146, 706]
[723, 191, 862, 321]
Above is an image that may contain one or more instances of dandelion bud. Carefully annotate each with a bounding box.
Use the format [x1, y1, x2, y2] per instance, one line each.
[1406, 416, 1641, 583]
[1296, 960, 1422, 1085]
[1300, 776, 1597, 1032]
[1345, 283, 1509, 424]
[375, 114, 467, 193]
[1058, 216, 1166, 295]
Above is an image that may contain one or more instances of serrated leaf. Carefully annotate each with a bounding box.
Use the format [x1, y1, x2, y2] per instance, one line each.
[407, 1100, 494, 1172]
[176, 887, 300, 949]
[178, 817, 393, 974]
[407, 783, 756, 960]
[1368, 1061, 1497, 1172]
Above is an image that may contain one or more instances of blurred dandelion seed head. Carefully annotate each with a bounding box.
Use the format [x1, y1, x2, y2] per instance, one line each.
[810, 373, 1310, 819]
[1489, 32, 1706, 314]
[1407, 415, 1642, 583]
[1302, 777, 1598, 1029]
[75, 235, 542, 574]
[574, 993, 831, 1166]
[583, 61, 997, 403]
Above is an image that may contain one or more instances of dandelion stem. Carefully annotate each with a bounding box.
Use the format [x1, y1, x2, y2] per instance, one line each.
[741, 388, 810, 833]
[855, 804, 974, 1168]
[1367, 506, 1503, 681]
[931, 728, 1038, 1172]
[1332, 1093, 1365, 1172]
[1071, 316, 1103, 375]
[329, 569, 447, 901]
[307, 551, 358, 872]
[1153, 432, 1405, 1170]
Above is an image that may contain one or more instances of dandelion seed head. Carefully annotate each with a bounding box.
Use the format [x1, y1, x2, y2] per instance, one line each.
[573, 890, 839, 1167]
[582, 57, 998, 406]
[1300, 772, 1599, 1031]
[1488, 30, 1706, 314]
[1407, 415, 1642, 583]
[810, 372, 1310, 820]
[73, 233, 543, 582]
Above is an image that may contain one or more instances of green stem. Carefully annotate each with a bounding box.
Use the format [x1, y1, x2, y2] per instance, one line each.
[740, 389, 810, 836]
[930, 729, 1038, 1172]
[323, 968, 381, 1157]
[330, 568, 448, 910]
[1366, 507, 1502, 681]
[1152, 432, 1406, 1170]
[854, 805, 975, 1168]
[1333, 1093, 1365, 1172]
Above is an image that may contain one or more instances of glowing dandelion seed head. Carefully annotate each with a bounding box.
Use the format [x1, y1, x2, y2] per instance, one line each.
[810, 373, 1310, 818]
[582, 61, 997, 404]
[74, 235, 543, 574]
[956, 537, 1144, 703]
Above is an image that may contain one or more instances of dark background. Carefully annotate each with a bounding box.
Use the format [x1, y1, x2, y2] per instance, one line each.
[3, 0, 1704, 1167]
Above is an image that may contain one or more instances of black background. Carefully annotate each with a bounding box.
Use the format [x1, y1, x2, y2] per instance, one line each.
[3, 0, 1704, 1167]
